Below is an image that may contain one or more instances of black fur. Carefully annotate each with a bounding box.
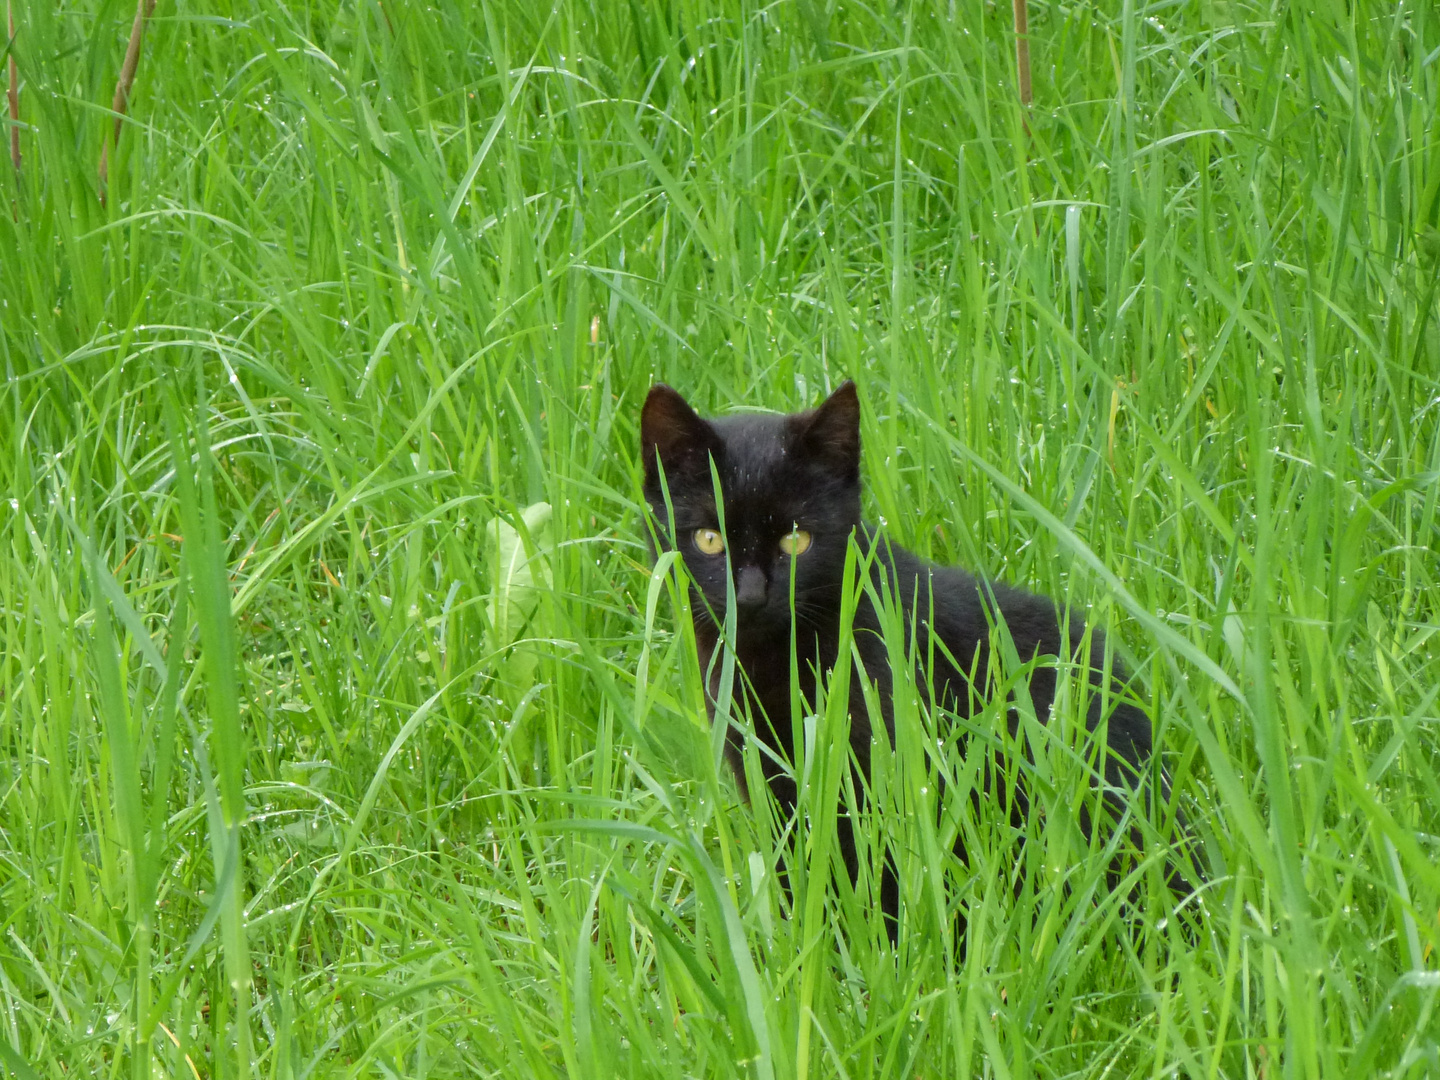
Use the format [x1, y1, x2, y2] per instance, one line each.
[640, 380, 1179, 936]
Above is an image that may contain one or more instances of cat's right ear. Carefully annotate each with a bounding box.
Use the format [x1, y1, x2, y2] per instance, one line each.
[641, 384, 719, 483]
[797, 379, 861, 481]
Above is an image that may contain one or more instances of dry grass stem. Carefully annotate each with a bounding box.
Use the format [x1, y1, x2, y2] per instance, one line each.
[1013, 0, 1032, 106]
[98, 0, 157, 200]
[6, 0, 18, 171]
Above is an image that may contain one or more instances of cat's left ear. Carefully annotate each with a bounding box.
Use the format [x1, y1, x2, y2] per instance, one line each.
[797, 380, 861, 481]
[641, 383, 720, 483]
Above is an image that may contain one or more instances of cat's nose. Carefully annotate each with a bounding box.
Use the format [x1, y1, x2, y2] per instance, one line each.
[735, 566, 767, 610]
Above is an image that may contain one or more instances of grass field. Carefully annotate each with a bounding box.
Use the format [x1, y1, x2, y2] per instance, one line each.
[2, 0, 1438, 1076]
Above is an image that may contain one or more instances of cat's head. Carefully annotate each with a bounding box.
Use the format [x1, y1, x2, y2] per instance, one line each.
[640, 381, 863, 641]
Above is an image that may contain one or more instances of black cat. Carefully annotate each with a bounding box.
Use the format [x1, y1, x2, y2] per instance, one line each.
[640, 379, 1186, 936]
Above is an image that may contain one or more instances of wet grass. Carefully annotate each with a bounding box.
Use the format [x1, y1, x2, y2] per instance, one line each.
[1, 0, 1437, 1076]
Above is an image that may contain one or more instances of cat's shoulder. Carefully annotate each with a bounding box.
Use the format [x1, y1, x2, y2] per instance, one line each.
[863, 528, 981, 608]
[866, 527, 1067, 644]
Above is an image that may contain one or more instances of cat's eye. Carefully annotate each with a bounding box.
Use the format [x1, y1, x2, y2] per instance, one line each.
[693, 528, 725, 556]
[779, 529, 812, 556]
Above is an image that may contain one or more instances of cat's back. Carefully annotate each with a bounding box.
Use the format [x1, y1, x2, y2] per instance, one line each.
[866, 530, 1073, 664]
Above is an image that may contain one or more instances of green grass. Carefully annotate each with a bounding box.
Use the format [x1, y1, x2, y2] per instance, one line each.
[2, 0, 1437, 1076]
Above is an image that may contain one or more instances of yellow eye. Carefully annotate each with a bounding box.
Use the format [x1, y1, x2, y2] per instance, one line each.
[779, 529, 811, 556]
[693, 528, 725, 555]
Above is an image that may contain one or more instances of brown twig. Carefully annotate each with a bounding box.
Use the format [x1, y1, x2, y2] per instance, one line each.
[1012, 0, 1032, 107]
[98, 0, 157, 202]
[7, 0, 19, 171]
